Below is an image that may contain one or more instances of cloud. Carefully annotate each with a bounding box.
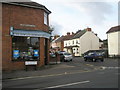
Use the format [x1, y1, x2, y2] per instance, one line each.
[66, 2, 114, 25]
[32, 0, 118, 40]
[50, 21, 64, 36]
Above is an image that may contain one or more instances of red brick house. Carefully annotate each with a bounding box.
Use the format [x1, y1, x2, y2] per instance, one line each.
[2, 2, 51, 71]
[51, 32, 75, 52]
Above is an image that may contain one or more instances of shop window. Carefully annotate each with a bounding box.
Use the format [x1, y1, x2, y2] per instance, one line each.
[44, 12, 48, 25]
[12, 37, 39, 61]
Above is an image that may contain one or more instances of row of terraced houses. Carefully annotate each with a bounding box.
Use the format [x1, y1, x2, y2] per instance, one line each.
[51, 26, 120, 57]
[51, 28, 103, 56]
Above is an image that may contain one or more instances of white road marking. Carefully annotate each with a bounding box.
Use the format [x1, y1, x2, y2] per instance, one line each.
[46, 80, 90, 89]
[101, 66, 120, 70]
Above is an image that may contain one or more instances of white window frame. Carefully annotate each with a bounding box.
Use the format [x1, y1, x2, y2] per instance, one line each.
[44, 12, 48, 25]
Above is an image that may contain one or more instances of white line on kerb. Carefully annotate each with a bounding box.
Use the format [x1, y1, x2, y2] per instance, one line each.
[46, 80, 90, 89]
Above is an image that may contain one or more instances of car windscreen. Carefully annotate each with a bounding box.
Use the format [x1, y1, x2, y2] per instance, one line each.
[88, 52, 95, 55]
[64, 53, 71, 55]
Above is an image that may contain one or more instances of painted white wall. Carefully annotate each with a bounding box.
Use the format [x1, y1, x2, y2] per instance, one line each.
[64, 31, 100, 56]
[118, 32, 120, 55]
[99, 42, 103, 49]
[107, 31, 119, 56]
[64, 40, 72, 47]
[80, 31, 99, 56]
[64, 38, 80, 56]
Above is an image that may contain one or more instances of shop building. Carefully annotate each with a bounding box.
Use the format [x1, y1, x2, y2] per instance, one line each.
[2, 2, 51, 71]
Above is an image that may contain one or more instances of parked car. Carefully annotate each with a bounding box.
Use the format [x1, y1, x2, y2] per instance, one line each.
[84, 51, 104, 62]
[57, 51, 66, 54]
[60, 52, 73, 62]
[50, 53, 56, 58]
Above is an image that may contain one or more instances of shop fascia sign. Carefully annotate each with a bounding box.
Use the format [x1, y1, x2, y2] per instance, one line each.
[20, 24, 36, 27]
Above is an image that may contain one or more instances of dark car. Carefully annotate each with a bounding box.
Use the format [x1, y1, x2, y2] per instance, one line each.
[84, 51, 104, 62]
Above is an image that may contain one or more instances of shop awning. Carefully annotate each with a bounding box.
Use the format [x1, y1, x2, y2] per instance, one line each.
[10, 29, 51, 39]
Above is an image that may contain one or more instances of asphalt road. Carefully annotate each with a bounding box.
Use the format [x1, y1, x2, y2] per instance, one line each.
[2, 57, 119, 89]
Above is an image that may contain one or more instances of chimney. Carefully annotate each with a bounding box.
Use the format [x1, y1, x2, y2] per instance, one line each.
[67, 32, 70, 36]
[54, 35, 60, 39]
[95, 34, 97, 36]
[86, 28, 91, 31]
[72, 32, 74, 35]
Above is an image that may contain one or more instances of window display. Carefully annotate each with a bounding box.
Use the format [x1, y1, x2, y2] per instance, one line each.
[13, 50, 20, 59]
[12, 37, 39, 60]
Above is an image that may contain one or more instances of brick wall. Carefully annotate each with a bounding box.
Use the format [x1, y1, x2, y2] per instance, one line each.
[2, 3, 50, 71]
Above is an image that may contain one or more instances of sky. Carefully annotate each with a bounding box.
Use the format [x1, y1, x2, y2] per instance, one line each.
[32, 0, 118, 40]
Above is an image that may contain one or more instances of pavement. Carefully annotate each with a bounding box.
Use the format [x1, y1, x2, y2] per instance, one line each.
[2, 63, 79, 80]
[2, 57, 119, 81]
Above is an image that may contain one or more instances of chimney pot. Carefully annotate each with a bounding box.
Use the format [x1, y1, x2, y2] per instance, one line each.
[54, 35, 60, 39]
[67, 32, 70, 35]
[72, 32, 74, 35]
[86, 28, 91, 31]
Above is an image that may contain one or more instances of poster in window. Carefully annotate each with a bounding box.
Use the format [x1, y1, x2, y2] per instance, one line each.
[13, 50, 20, 59]
[34, 50, 39, 57]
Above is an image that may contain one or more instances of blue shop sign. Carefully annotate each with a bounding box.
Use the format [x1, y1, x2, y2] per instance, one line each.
[34, 50, 39, 57]
[13, 50, 20, 58]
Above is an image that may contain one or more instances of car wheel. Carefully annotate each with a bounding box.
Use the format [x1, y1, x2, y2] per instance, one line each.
[64, 59, 66, 62]
[101, 59, 104, 62]
[84, 58, 87, 62]
[92, 59, 96, 62]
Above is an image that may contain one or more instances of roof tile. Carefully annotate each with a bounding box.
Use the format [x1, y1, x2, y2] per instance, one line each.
[107, 25, 120, 33]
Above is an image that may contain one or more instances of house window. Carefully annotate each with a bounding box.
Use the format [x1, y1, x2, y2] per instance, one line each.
[73, 41, 74, 44]
[12, 37, 39, 61]
[69, 41, 70, 45]
[76, 40, 78, 44]
[66, 43, 67, 46]
[44, 12, 48, 25]
[77, 48, 79, 54]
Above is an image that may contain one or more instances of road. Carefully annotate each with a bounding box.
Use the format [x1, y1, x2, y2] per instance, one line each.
[2, 57, 119, 89]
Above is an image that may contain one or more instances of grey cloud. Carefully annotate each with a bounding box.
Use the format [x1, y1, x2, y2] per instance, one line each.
[118, 2, 120, 25]
[75, 2, 114, 25]
[50, 22, 63, 36]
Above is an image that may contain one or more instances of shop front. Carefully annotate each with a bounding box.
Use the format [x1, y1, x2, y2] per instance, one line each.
[11, 27, 50, 60]
[2, 2, 51, 71]
[10, 27, 51, 70]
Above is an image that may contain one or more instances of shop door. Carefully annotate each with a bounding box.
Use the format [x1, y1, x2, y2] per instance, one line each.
[44, 38, 48, 65]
